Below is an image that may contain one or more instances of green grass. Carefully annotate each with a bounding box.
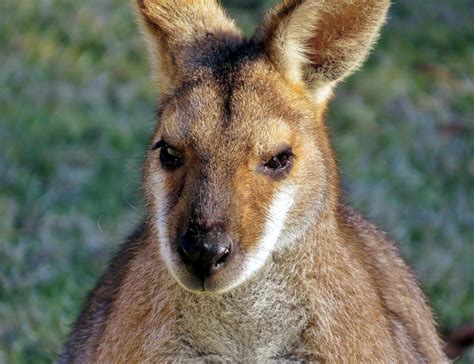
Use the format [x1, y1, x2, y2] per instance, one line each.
[1, 0, 473, 362]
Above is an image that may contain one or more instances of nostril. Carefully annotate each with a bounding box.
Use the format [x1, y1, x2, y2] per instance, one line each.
[178, 245, 191, 265]
[213, 239, 232, 269]
[215, 247, 231, 268]
[179, 235, 201, 263]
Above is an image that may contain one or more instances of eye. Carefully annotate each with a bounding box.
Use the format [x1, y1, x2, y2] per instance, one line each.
[152, 140, 183, 170]
[261, 148, 294, 177]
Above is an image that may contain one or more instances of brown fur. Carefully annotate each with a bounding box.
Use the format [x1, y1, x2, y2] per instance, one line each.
[59, 0, 448, 362]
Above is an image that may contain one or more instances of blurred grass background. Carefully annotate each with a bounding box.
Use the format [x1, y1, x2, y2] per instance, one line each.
[1, 0, 473, 362]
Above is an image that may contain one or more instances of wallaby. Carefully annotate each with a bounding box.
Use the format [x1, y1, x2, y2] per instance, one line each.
[59, 0, 449, 362]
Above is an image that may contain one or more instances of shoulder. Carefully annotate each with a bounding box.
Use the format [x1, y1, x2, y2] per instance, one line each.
[337, 203, 402, 257]
[57, 221, 149, 363]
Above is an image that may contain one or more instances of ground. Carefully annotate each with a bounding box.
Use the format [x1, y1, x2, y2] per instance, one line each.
[1, 0, 473, 362]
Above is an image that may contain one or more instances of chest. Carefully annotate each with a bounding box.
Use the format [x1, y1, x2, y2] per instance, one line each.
[174, 273, 308, 361]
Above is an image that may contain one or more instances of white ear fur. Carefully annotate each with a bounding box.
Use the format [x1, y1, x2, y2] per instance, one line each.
[257, 0, 390, 102]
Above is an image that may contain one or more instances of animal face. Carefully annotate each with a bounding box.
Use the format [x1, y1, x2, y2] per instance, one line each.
[137, 0, 389, 293]
[144, 54, 329, 292]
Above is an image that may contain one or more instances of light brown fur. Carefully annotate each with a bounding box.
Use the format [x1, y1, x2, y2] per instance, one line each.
[59, 0, 448, 362]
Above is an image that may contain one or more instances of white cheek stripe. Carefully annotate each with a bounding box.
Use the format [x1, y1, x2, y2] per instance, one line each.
[152, 171, 176, 276]
[242, 185, 296, 281]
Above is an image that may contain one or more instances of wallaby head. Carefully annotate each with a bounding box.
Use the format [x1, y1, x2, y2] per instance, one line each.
[136, 0, 390, 293]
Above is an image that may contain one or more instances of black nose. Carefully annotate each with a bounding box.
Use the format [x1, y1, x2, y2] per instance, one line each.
[178, 223, 232, 278]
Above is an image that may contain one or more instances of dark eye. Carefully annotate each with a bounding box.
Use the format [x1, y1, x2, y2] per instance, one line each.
[261, 148, 294, 177]
[153, 140, 183, 170]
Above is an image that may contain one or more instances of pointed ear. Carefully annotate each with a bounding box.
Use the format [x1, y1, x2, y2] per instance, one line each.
[256, 0, 390, 102]
[133, 0, 241, 95]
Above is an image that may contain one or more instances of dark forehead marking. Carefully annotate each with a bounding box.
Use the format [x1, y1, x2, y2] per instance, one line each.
[155, 38, 266, 129]
[201, 39, 264, 126]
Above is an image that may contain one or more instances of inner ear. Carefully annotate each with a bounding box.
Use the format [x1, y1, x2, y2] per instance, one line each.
[305, 1, 387, 82]
[255, 0, 390, 99]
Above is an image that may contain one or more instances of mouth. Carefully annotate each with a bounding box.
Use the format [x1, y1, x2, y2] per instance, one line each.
[175, 271, 221, 293]
[170, 253, 243, 294]
[178, 263, 230, 293]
